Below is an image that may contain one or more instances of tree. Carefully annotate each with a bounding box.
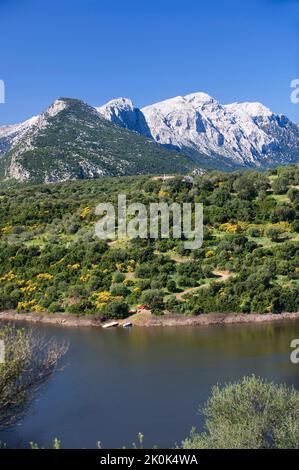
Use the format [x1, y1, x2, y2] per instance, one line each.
[182, 376, 299, 449]
[141, 289, 165, 314]
[0, 325, 68, 429]
[103, 301, 129, 319]
[287, 187, 299, 203]
[265, 226, 282, 242]
[167, 279, 177, 293]
[272, 176, 289, 194]
[110, 283, 129, 297]
[112, 272, 125, 283]
[233, 175, 257, 200]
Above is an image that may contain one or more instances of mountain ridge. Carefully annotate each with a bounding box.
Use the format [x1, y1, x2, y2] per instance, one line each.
[1, 91, 298, 183]
[0, 98, 195, 183]
[140, 92, 299, 168]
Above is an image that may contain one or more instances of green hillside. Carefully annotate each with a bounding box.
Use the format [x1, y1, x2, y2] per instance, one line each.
[0, 164, 298, 317]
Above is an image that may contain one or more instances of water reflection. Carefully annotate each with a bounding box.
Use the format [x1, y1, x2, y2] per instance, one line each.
[0, 320, 299, 448]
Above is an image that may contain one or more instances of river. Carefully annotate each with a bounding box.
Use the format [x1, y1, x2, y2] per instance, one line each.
[1, 320, 299, 449]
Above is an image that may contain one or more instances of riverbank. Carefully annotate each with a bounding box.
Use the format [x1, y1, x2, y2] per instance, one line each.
[1, 310, 299, 329]
[0, 310, 102, 328]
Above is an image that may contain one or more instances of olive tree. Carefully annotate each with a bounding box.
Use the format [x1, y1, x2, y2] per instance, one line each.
[183, 376, 299, 449]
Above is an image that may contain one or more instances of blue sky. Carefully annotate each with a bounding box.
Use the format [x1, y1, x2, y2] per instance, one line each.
[0, 0, 299, 124]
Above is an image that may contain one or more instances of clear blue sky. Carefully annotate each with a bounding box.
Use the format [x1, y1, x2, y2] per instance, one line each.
[0, 0, 299, 124]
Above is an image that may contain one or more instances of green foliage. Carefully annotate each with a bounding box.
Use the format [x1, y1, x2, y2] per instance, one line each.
[182, 376, 299, 449]
[102, 301, 129, 319]
[167, 279, 177, 293]
[265, 226, 283, 242]
[141, 289, 165, 314]
[0, 165, 297, 318]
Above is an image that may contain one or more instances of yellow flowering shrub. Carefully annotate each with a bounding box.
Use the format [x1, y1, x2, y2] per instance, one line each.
[90, 291, 123, 310]
[31, 304, 45, 312]
[219, 222, 249, 233]
[0, 271, 15, 282]
[80, 273, 91, 282]
[68, 263, 81, 270]
[37, 273, 54, 281]
[80, 207, 92, 219]
[1, 225, 12, 234]
[20, 281, 38, 294]
[268, 222, 293, 233]
[17, 299, 37, 311]
[158, 190, 169, 198]
[115, 263, 125, 272]
[205, 250, 215, 258]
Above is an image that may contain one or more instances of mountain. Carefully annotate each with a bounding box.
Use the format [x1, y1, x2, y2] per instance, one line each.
[99, 92, 299, 170]
[0, 116, 38, 158]
[96, 98, 152, 138]
[2, 91, 298, 184]
[0, 98, 195, 183]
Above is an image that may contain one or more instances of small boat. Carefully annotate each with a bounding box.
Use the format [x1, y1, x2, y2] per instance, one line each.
[123, 322, 133, 329]
[102, 321, 119, 329]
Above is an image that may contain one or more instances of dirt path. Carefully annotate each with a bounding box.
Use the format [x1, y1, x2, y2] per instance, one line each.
[212, 270, 232, 282]
[169, 254, 191, 264]
[175, 270, 232, 301]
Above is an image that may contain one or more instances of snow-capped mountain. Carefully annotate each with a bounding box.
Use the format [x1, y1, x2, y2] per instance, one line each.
[98, 92, 299, 169]
[0, 98, 194, 183]
[0, 116, 38, 158]
[96, 98, 153, 138]
[1, 91, 298, 184]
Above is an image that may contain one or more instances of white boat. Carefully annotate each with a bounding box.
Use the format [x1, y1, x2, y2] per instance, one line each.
[102, 321, 119, 329]
[123, 322, 133, 328]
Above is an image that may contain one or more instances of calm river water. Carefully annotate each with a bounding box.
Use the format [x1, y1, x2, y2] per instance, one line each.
[1, 320, 299, 448]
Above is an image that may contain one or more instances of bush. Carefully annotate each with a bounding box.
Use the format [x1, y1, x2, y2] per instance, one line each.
[103, 301, 129, 319]
[287, 188, 299, 203]
[112, 272, 126, 283]
[265, 226, 282, 242]
[141, 289, 165, 314]
[48, 302, 62, 313]
[167, 279, 177, 293]
[272, 177, 289, 194]
[110, 283, 129, 297]
[182, 376, 299, 449]
[247, 227, 261, 238]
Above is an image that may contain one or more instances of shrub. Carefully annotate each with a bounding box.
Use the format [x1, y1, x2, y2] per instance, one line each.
[182, 376, 299, 449]
[110, 283, 129, 297]
[167, 279, 177, 293]
[112, 272, 126, 283]
[141, 289, 165, 314]
[103, 301, 129, 319]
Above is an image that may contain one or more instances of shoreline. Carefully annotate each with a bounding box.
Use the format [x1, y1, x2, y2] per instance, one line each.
[1, 310, 299, 329]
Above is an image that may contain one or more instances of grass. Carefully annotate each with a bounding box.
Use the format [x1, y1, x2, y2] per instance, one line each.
[271, 194, 290, 203]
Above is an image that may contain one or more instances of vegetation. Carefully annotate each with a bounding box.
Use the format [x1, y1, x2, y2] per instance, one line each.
[0, 164, 297, 319]
[182, 375, 299, 449]
[0, 325, 67, 429]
